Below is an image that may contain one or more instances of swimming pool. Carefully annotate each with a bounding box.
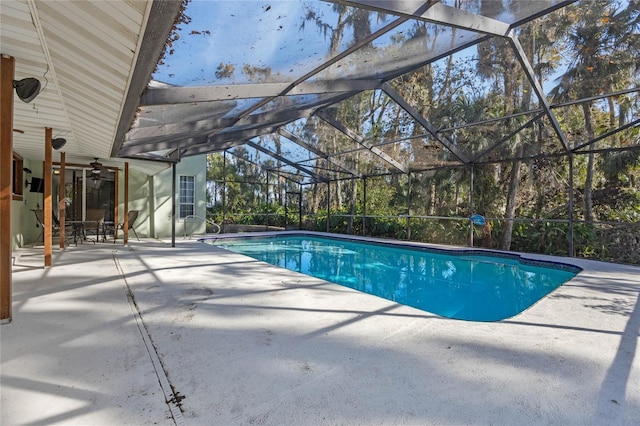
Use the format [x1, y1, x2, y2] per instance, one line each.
[209, 233, 580, 321]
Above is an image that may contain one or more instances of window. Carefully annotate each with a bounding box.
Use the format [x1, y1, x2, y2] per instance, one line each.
[179, 175, 195, 219]
[12, 153, 24, 201]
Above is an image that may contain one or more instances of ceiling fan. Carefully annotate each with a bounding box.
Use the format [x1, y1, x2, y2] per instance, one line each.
[89, 158, 109, 182]
[90, 158, 106, 173]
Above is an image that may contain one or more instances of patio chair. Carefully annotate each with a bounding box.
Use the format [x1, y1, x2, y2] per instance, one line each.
[85, 208, 105, 242]
[32, 209, 75, 245]
[112, 210, 140, 243]
[32, 209, 57, 242]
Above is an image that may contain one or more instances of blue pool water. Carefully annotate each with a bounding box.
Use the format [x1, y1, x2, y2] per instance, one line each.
[211, 234, 580, 321]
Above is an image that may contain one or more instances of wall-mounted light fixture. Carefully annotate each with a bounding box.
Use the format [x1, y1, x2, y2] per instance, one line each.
[52, 138, 66, 150]
[12, 78, 41, 103]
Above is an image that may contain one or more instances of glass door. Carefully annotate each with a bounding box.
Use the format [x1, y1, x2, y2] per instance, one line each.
[53, 168, 115, 222]
[86, 171, 115, 222]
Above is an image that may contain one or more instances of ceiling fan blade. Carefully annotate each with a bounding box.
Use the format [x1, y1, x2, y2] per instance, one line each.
[90, 158, 104, 171]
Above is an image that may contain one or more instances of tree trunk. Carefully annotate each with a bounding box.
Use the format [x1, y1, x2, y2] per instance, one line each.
[454, 177, 460, 215]
[498, 20, 534, 250]
[311, 183, 320, 213]
[584, 152, 595, 222]
[429, 180, 436, 215]
[500, 140, 524, 250]
[582, 103, 595, 222]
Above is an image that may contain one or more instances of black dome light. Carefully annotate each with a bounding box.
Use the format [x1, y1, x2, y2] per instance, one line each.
[52, 138, 66, 150]
[12, 78, 41, 103]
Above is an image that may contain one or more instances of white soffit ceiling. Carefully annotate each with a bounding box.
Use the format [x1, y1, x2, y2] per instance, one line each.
[2, 0, 167, 175]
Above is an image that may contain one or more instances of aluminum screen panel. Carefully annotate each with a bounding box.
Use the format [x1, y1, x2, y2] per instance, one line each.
[153, 1, 394, 86]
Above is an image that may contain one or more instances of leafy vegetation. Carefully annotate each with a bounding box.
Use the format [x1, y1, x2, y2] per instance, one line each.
[206, 1, 640, 265]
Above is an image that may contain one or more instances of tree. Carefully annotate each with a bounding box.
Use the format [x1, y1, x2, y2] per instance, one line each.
[550, 0, 639, 222]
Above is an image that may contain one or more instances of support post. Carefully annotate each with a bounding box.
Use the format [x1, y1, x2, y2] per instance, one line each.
[148, 175, 155, 238]
[407, 172, 412, 240]
[469, 165, 474, 247]
[362, 177, 367, 236]
[298, 187, 302, 230]
[1, 55, 15, 322]
[44, 128, 52, 267]
[568, 154, 575, 257]
[124, 162, 129, 245]
[114, 168, 119, 239]
[284, 191, 288, 229]
[265, 170, 269, 230]
[171, 163, 176, 247]
[326, 181, 330, 233]
[222, 151, 226, 232]
[59, 152, 66, 249]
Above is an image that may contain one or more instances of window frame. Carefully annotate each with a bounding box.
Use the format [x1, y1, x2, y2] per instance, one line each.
[178, 175, 195, 219]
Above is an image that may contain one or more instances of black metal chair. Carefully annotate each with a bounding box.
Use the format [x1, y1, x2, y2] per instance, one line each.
[32, 209, 76, 245]
[32, 209, 57, 242]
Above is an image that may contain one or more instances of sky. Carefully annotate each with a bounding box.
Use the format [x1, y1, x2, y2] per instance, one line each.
[154, 1, 341, 86]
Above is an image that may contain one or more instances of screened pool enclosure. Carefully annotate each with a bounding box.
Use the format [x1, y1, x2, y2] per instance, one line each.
[115, 0, 640, 265]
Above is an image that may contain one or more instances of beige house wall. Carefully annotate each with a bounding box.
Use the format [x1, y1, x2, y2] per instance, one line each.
[11, 159, 47, 249]
[12, 155, 207, 247]
[123, 155, 207, 239]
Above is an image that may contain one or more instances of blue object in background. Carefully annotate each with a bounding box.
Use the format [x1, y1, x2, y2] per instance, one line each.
[470, 214, 486, 226]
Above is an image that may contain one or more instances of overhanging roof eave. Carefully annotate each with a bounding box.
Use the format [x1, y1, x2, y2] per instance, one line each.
[111, 0, 184, 159]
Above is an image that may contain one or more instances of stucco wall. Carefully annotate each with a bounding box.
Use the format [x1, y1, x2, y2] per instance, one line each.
[12, 159, 45, 248]
[152, 156, 207, 239]
[123, 155, 206, 239]
[120, 167, 153, 239]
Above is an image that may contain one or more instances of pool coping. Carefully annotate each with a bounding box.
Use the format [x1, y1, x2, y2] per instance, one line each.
[200, 230, 583, 274]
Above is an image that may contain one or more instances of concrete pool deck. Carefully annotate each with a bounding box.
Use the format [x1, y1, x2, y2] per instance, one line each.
[2, 235, 639, 425]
